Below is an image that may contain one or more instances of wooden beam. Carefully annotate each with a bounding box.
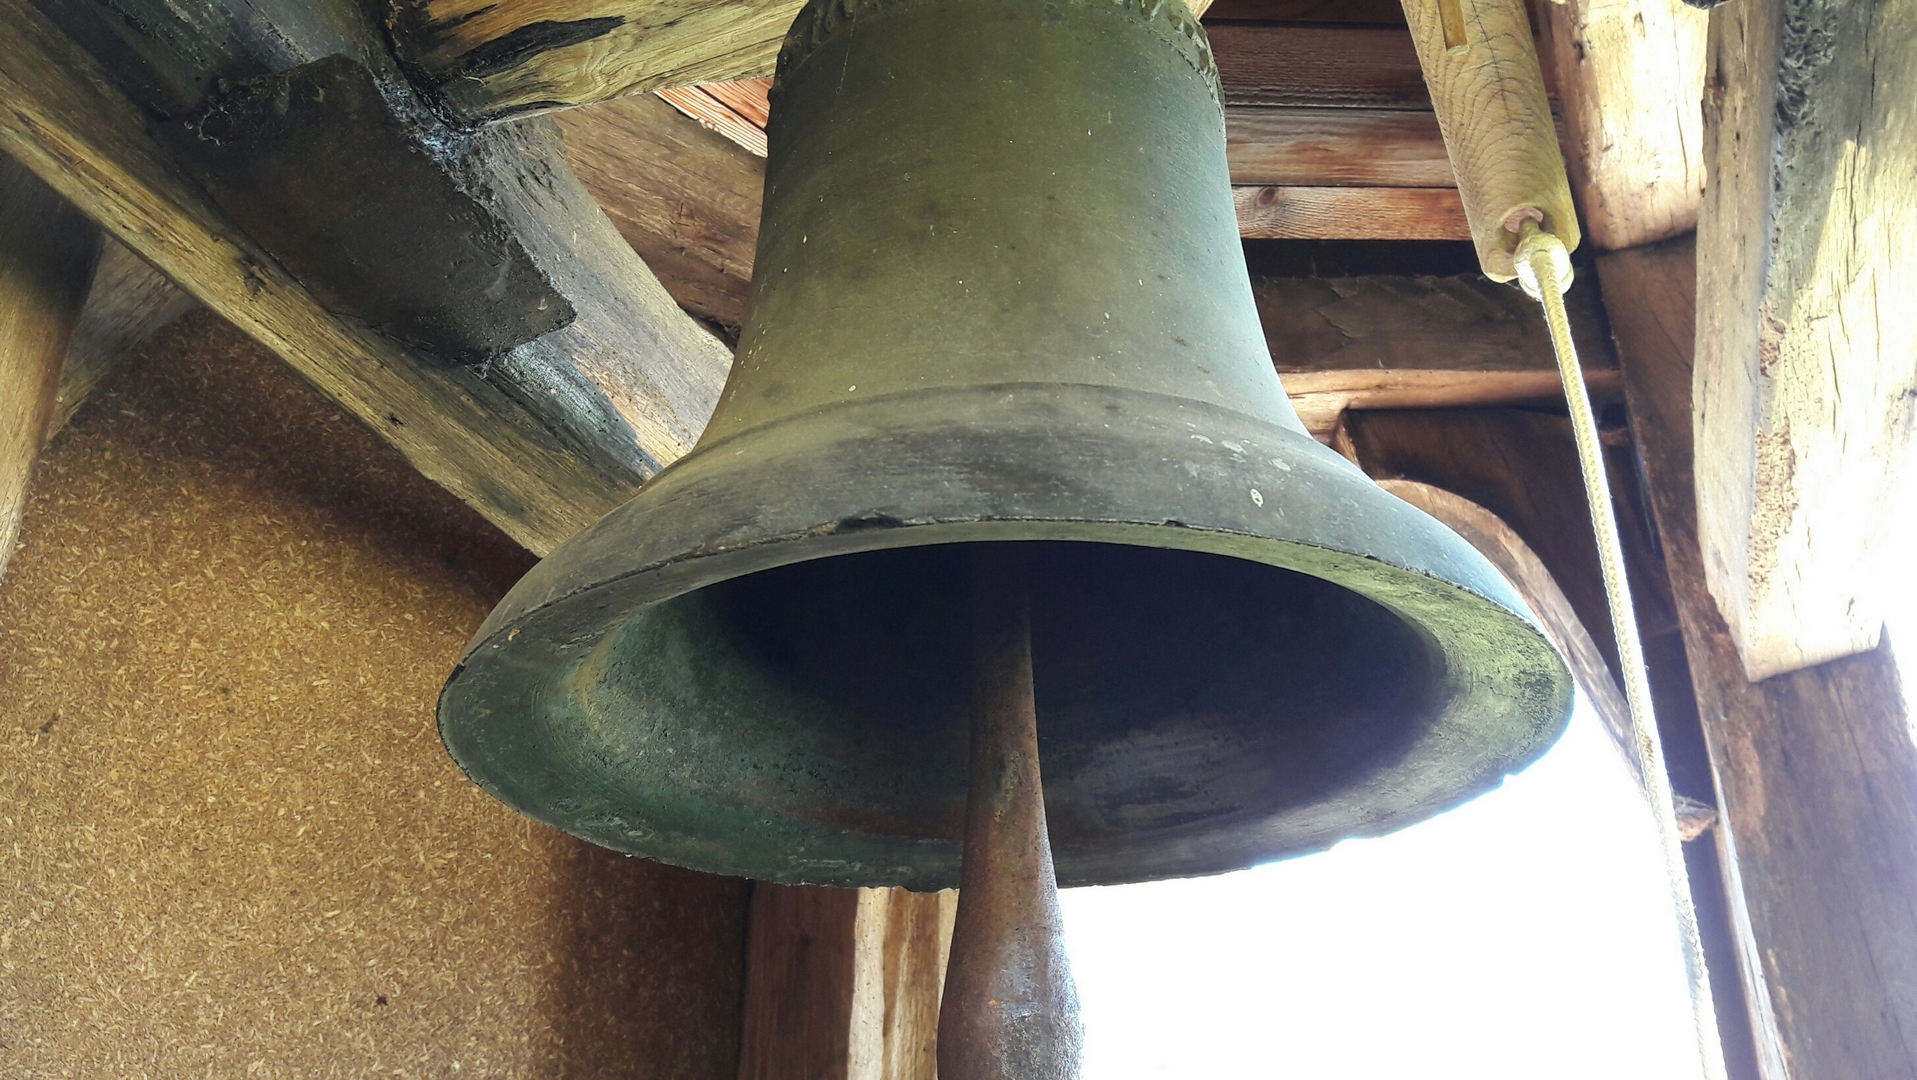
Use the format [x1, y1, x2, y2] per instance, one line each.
[1256, 274, 1617, 435]
[1535, 0, 1708, 250]
[1232, 185, 1468, 241]
[0, 0, 729, 555]
[1692, 0, 1917, 680]
[0, 156, 99, 582]
[738, 884, 955, 1080]
[387, 0, 1428, 123]
[388, 0, 802, 125]
[559, 94, 764, 328]
[1602, 235, 1917, 1080]
[50, 239, 196, 439]
[1226, 106, 1452, 187]
[1208, 23, 1428, 108]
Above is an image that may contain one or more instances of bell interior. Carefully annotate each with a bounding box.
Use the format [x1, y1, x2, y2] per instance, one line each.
[567, 540, 1440, 879]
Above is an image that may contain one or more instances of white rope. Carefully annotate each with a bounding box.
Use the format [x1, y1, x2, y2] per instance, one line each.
[1514, 223, 1729, 1080]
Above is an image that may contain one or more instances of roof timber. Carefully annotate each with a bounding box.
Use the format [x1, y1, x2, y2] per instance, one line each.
[0, 0, 729, 555]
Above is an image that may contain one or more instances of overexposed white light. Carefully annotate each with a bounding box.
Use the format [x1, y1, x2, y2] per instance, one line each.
[1061, 697, 1708, 1080]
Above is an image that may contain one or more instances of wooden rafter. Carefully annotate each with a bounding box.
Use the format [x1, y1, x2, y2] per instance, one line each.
[0, 0, 731, 555]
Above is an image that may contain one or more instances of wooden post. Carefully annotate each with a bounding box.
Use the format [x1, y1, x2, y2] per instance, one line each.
[0, 156, 99, 581]
[1692, 0, 1917, 680]
[738, 885, 956, 1080]
[1601, 235, 1917, 1080]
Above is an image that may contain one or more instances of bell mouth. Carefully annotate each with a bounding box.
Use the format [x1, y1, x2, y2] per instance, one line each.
[439, 384, 1573, 889]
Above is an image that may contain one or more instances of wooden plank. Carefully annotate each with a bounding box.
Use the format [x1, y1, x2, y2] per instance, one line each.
[658, 82, 769, 158]
[1692, 0, 1917, 680]
[738, 884, 954, 1080]
[1255, 272, 1614, 431]
[1226, 106, 1452, 187]
[0, 156, 99, 582]
[1535, 0, 1708, 250]
[559, 94, 764, 328]
[1233, 186, 1468, 240]
[847, 888, 957, 1080]
[637, 76, 1455, 197]
[50, 238, 195, 439]
[1601, 235, 1917, 1080]
[0, 0, 681, 554]
[738, 884, 863, 1080]
[1210, 24, 1428, 109]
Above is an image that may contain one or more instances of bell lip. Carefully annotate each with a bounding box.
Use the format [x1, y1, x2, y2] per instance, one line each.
[440, 383, 1575, 888]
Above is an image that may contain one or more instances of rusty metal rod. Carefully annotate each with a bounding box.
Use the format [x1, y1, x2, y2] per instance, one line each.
[938, 544, 1083, 1080]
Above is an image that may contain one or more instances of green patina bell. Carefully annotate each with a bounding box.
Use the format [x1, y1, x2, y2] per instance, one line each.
[438, 0, 1574, 890]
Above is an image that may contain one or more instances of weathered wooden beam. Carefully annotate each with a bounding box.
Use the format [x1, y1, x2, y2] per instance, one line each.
[388, 0, 801, 124]
[559, 94, 764, 328]
[0, 156, 100, 582]
[1535, 0, 1708, 250]
[0, 2, 611, 553]
[387, 0, 1425, 123]
[738, 884, 955, 1080]
[1693, 0, 1917, 679]
[1, 0, 729, 554]
[1256, 274, 1616, 434]
[50, 239, 196, 439]
[1602, 235, 1917, 1080]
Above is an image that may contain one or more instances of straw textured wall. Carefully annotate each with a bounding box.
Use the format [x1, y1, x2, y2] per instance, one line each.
[0, 312, 748, 1078]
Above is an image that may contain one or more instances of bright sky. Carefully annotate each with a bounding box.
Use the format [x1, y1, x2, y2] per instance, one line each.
[1060, 694, 1712, 1080]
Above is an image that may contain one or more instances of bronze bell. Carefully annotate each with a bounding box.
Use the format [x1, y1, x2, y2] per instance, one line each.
[438, 0, 1574, 893]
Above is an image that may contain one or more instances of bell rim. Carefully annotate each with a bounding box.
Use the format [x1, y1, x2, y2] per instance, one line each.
[440, 383, 1575, 888]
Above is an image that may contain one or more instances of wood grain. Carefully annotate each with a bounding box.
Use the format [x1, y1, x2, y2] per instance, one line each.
[559, 93, 764, 327]
[1692, 0, 1917, 679]
[1209, 23, 1429, 108]
[0, 0, 719, 555]
[1396, 0, 1578, 279]
[738, 884, 955, 1080]
[0, 157, 99, 582]
[1536, 0, 1708, 249]
[1256, 271, 1614, 432]
[50, 239, 196, 439]
[848, 889, 957, 1080]
[1232, 186, 1468, 239]
[1603, 235, 1917, 1080]
[1226, 106, 1453, 187]
[658, 82, 770, 157]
